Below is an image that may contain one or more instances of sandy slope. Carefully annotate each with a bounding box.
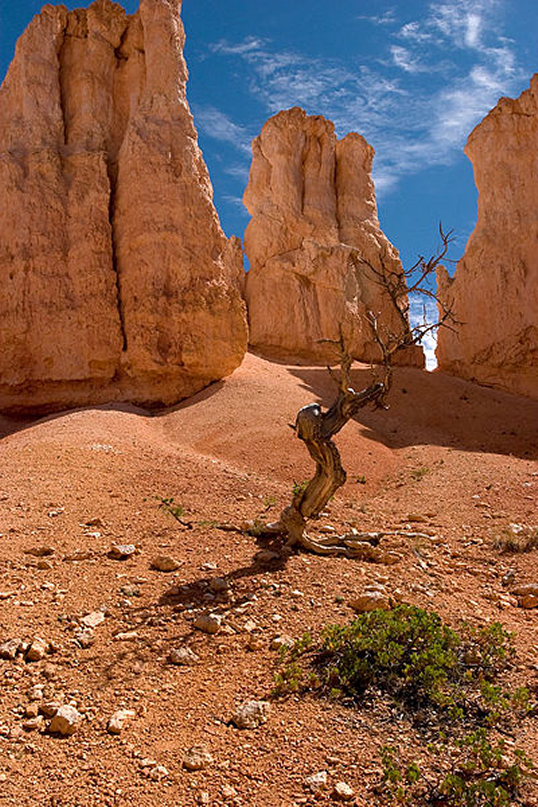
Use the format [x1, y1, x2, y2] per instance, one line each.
[0, 353, 537, 806]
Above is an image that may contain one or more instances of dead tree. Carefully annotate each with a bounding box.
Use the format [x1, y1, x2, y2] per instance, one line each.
[258, 226, 457, 556]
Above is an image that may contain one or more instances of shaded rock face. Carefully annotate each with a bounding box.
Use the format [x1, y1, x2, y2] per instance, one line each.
[437, 76, 538, 400]
[244, 108, 423, 367]
[0, 0, 247, 413]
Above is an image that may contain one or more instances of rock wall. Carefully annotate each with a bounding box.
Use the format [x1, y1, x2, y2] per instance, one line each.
[244, 107, 423, 366]
[437, 76, 538, 399]
[0, 0, 247, 413]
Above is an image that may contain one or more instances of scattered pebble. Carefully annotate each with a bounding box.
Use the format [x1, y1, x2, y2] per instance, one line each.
[333, 781, 355, 801]
[168, 647, 200, 666]
[193, 614, 222, 635]
[233, 700, 270, 729]
[49, 705, 82, 736]
[183, 745, 214, 771]
[107, 709, 136, 735]
[81, 611, 105, 629]
[304, 771, 328, 792]
[151, 555, 182, 572]
[109, 544, 136, 560]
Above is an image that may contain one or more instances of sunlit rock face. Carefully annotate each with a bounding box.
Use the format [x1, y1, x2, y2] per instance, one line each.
[0, 0, 247, 414]
[244, 107, 424, 367]
[437, 75, 538, 400]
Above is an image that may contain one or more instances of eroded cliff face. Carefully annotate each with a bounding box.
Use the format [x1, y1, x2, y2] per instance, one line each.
[244, 108, 423, 366]
[0, 0, 247, 413]
[436, 76, 538, 399]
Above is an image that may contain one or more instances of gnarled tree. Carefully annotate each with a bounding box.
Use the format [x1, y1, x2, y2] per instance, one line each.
[257, 226, 457, 556]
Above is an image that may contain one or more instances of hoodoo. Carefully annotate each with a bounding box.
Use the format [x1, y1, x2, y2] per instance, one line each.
[0, 0, 247, 413]
[437, 76, 538, 400]
[244, 107, 423, 366]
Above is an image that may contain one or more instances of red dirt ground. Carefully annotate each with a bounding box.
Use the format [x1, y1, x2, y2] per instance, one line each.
[0, 353, 537, 806]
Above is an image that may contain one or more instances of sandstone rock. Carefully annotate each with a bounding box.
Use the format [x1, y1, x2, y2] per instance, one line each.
[183, 745, 214, 771]
[511, 583, 538, 597]
[244, 107, 423, 366]
[168, 646, 200, 666]
[74, 628, 95, 648]
[0, 639, 22, 660]
[270, 635, 295, 651]
[437, 75, 538, 399]
[81, 611, 105, 629]
[233, 699, 270, 729]
[0, 0, 247, 415]
[25, 638, 50, 662]
[24, 546, 55, 557]
[193, 614, 221, 635]
[149, 765, 169, 782]
[108, 544, 136, 560]
[304, 771, 328, 792]
[348, 591, 391, 613]
[49, 705, 82, 736]
[519, 595, 538, 609]
[209, 577, 230, 594]
[107, 709, 135, 734]
[333, 781, 355, 801]
[151, 555, 182, 572]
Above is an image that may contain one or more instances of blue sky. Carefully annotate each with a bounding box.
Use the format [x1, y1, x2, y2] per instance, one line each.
[1, 0, 537, 365]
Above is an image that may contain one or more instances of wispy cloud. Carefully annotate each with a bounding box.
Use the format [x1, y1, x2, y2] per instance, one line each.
[207, 0, 524, 197]
[410, 295, 439, 370]
[356, 8, 397, 26]
[193, 105, 252, 155]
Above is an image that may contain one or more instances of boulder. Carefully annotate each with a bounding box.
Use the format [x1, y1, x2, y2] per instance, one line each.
[437, 75, 538, 399]
[0, 0, 247, 414]
[244, 107, 423, 367]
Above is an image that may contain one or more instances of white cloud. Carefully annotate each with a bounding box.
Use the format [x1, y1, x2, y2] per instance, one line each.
[206, 0, 523, 198]
[356, 9, 397, 26]
[193, 105, 252, 155]
[409, 295, 439, 370]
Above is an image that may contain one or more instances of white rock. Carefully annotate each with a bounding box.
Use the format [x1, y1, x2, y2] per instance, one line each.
[81, 611, 105, 629]
[305, 771, 328, 792]
[183, 745, 214, 771]
[49, 705, 82, 736]
[233, 700, 270, 729]
[333, 781, 355, 801]
[107, 709, 136, 735]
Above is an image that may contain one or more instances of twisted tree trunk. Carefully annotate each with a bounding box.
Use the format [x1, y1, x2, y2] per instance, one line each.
[264, 351, 388, 554]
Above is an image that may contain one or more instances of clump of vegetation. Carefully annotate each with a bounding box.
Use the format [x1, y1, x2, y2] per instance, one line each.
[493, 523, 538, 554]
[411, 466, 431, 481]
[157, 496, 192, 528]
[274, 606, 535, 805]
[292, 479, 310, 498]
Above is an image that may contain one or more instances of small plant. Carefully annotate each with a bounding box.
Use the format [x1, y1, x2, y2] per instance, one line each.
[355, 475, 367, 485]
[411, 466, 430, 481]
[292, 479, 310, 498]
[157, 496, 192, 528]
[274, 606, 535, 806]
[263, 496, 277, 511]
[493, 523, 538, 554]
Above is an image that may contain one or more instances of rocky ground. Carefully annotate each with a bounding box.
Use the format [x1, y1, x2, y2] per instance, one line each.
[0, 353, 537, 807]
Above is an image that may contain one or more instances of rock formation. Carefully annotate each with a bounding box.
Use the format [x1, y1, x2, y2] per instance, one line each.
[244, 108, 423, 366]
[0, 0, 247, 413]
[437, 76, 538, 399]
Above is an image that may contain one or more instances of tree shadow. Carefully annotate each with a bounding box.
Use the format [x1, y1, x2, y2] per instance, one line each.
[287, 365, 538, 460]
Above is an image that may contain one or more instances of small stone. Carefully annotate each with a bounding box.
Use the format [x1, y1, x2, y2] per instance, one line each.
[113, 631, 139, 641]
[109, 544, 136, 560]
[37, 560, 54, 570]
[233, 700, 270, 729]
[197, 792, 211, 805]
[519, 594, 538, 609]
[81, 611, 105, 628]
[255, 549, 280, 563]
[151, 555, 182, 572]
[25, 637, 50, 662]
[333, 781, 355, 801]
[247, 634, 264, 651]
[193, 614, 221, 635]
[24, 546, 55, 557]
[22, 716, 44, 732]
[139, 758, 157, 769]
[183, 745, 214, 771]
[0, 591, 15, 600]
[25, 703, 40, 719]
[74, 628, 95, 648]
[27, 685, 44, 701]
[209, 577, 229, 593]
[511, 583, 538, 597]
[270, 635, 294, 651]
[49, 705, 82, 736]
[304, 771, 328, 792]
[40, 701, 61, 718]
[63, 549, 94, 562]
[201, 561, 218, 571]
[107, 709, 136, 735]
[348, 592, 391, 613]
[168, 647, 200, 666]
[149, 765, 169, 781]
[0, 638, 22, 660]
[222, 785, 237, 799]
